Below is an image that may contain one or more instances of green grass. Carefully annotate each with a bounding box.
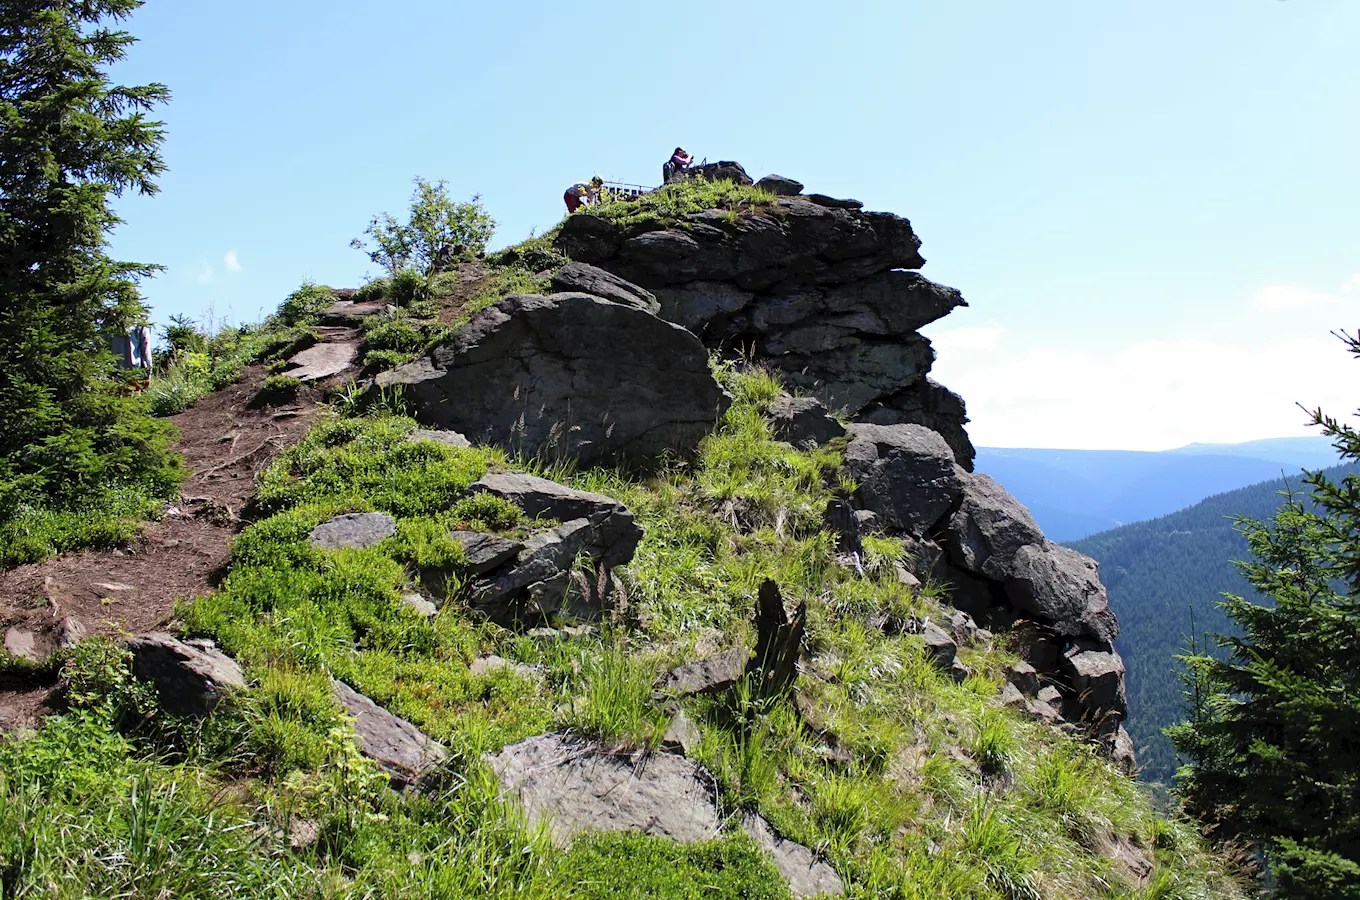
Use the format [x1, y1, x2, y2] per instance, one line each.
[0, 483, 166, 568]
[579, 178, 779, 232]
[0, 362, 1247, 899]
[549, 831, 790, 900]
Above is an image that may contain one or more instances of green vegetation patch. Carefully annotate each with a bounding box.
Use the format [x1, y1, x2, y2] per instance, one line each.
[582, 178, 778, 232]
[3, 364, 1246, 899]
[551, 831, 789, 900]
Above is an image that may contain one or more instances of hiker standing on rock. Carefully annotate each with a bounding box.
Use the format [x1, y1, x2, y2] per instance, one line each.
[662, 147, 694, 184]
[563, 176, 603, 213]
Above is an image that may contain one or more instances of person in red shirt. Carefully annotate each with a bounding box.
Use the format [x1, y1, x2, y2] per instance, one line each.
[563, 176, 603, 213]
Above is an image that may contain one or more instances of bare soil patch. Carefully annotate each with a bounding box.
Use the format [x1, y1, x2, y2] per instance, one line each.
[0, 363, 344, 729]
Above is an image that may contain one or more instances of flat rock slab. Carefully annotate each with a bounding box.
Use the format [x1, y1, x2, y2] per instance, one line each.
[450, 531, 524, 574]
[656, 647, 747, 697]
[410, 428, 472, 448]
[320, 300, 393, 324]
[3, 627, 40, 663]
[742, 814, 845, 898]
[488, 733, 721, 847]
[283, 340, 359, 382]
[467, 472, 642, 569]
[332, 680, 447, 788]
[550, 262, 660, 314]
[126, 632, 246, 716]
[309, 512, 397, 550]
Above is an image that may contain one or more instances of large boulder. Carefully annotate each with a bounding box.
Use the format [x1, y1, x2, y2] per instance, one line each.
[941, 472, 1044, 581]
[126, 633, 245, 716]
[859, 378, 975, 471]
[1005, 542, 1119, 642]
[1060, 640, 1129, 721]
[842, 424, 962, 535]
[376, 293, 728, 466]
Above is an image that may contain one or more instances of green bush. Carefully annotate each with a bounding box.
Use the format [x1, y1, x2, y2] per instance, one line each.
[352, 177, 497, 277]
[354, 278, 390, 302]
[276, 281, 335, 327]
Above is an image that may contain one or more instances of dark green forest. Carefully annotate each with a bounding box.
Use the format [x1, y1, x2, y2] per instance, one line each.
[1070, 461, 1358, 785]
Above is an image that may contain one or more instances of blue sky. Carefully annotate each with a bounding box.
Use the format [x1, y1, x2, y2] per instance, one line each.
[108, 0, 1359, 450]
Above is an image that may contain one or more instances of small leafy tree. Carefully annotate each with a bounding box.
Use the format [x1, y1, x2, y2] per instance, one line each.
[1169, 331, 1360, 898]
[0, 1, 181, 524]
[351, 177, 496, 278]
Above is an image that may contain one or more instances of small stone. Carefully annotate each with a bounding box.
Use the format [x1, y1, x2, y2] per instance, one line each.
[660, 710, 703, 756]
[894, 561, 922, 590]
[3, 627, 40, 663]
[56, 616, 87, 649]
[90, 582, 135, 593]
[400, 593, 437, 617]
[1037, 685, 1062, 705]
[921, 620, 957, 669]
[1000, 682, 1026, 707]
[126, 632, 246, 716]
[1006, 660, 1040, 696]
[411, 428, 472, 448]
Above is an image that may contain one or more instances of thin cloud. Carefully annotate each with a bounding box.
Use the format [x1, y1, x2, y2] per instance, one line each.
[196, 262, 214, 285]
[224, 249, 241, 273]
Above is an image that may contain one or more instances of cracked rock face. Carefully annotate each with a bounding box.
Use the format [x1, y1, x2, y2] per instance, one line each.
[377, 293, 729, 466]
[843, 423, 962, 535]
[557, 191, 975, 468]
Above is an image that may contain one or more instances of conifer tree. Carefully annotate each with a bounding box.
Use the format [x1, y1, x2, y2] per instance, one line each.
[1170, 331, 1360, 898]
[0, 1, 180, 521]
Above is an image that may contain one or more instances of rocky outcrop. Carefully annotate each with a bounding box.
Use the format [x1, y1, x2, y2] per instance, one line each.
[556, 186, 975, 468]
[417, 473, 643, 626]
[377, 293, 729, 466]
[126, 633, 246, 716]
[843, 424, 962, 535]
[824, 417, 1129, 765]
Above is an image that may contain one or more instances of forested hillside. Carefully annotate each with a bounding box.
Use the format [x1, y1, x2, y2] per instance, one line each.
[1070, 461, 1356, 785]
[976, 440, 1336, 542]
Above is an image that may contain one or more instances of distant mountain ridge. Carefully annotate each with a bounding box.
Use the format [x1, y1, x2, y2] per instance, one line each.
[1069, 461, 1359, 784]
[975, 436, 1338, 542]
